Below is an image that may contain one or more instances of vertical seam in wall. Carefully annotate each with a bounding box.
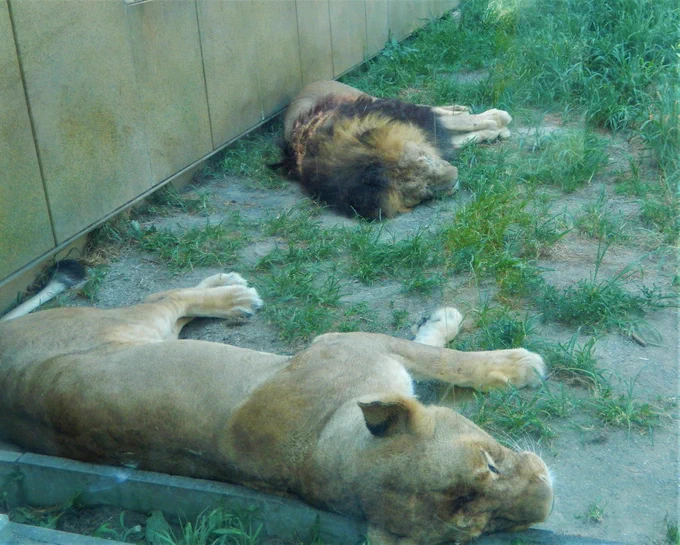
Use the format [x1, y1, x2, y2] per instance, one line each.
[122, 1, 154, 189]
[254, 2, 264, 120]
[193, 0, 215, 150]
[386, 0, 391, 39]
[327, 0, 335, 77]
[6, 0, 57, 247]
[363, 0, 368, 60]
[293, 0, 303, 89]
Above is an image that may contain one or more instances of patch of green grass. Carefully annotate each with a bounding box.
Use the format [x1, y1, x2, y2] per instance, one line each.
[588, 374, 662, 431]
[435, 150, 566, 297]
[640, 174, 680, 244]
[453, 303, 539, 351]
[441, 185, 530, 275]
[152, 507, 263, 545]
[536, 244, 674, 337]
[79, 265, 109, 301]
[390, 303, 410, 330]
[9, 495, 79, 530]
[335, 302, 377, 332]
[261, 203, 342, 263]
[132, 216, 249, 272]
[536, 333, 604, 387]
[538, 272, 671, 338]
[463, 385, 562, 444]
[341, 6, 499, 104]
[262, 201, 322, 240]
[584, 501, 606, 524]
[665, 516, 680, 545]
[575, 189, 629, 242]
[438, 181, 554, 297]
[615, 163, 679, 244]
[217, 128, 285, 189]
[142, 184, 213, 217]
[640, 78, 680, 175]
[256, 260, 344, 344]
[518, 130, 609, 193]
[92, 512, 142, 542]
[344, 224, 444, 286]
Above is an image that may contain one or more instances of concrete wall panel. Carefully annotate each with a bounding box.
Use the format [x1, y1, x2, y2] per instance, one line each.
[388, 0, 431, 41]
[253, 0, 303, 118]
[125, 0, 212, 184]
[329, 0, 368, 77]
[431, 0, 460, 18]
[365, 0, 389, 57]
[197, 0, 264, 147]
[10, 0, 153, 243]
[0, 0, 54, 281]
[296, 0, 334, 85]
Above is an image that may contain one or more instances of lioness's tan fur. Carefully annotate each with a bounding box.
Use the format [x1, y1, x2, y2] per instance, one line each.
[0, 273, 553, 544]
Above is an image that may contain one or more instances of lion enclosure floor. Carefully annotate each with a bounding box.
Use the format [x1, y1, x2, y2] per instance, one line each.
[3, 113, 678, 544]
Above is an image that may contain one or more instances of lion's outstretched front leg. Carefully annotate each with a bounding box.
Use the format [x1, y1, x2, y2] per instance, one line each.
[384, 309, 544, 390]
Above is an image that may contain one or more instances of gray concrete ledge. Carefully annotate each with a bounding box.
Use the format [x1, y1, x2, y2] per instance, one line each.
[1, 516, 126, 545]
[1, 450, 365, 544]
[0, 448, 628, 545]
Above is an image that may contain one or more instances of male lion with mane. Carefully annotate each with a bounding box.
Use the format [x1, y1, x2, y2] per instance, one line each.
[277, 80, 512, 219]
[0, 273, 553, 544]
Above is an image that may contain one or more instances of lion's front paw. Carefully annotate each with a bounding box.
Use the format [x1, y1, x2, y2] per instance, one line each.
[223, 285, 263, 317]
[487, 349, 546, 389]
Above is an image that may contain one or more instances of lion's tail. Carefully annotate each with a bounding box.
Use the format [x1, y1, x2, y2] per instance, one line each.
[0, 260, 86, 322]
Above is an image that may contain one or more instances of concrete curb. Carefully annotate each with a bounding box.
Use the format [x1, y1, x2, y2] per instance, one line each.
[1, 450, 365, 544]
[0, 447, 629, 545]
[1, 515, 126, 545]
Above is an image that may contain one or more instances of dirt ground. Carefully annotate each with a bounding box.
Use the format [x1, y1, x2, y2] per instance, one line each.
[5, 119, 678, 544]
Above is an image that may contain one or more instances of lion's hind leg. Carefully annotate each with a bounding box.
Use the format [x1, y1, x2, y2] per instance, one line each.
[437, 108, 513, 148]
[431, 105, 471, 115]
[370, 330, 546, 390]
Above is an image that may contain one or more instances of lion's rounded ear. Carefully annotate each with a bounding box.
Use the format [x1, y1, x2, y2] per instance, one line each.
[358, 395, 429, 437]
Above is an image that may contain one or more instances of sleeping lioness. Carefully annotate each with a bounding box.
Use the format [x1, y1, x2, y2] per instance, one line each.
[0, 272, 553, 544]
[277, 80, 512, 219]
